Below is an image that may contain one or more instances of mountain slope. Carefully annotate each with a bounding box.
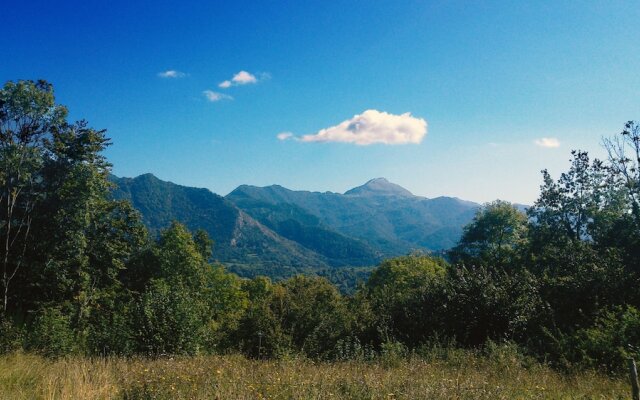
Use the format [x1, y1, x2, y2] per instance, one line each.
[225, 193, 382, 266]
[110, 174, 330, 279]
[227, 179, 480, 255]
[111, 174, 483, 279]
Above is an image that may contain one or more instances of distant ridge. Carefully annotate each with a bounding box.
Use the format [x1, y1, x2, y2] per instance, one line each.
[111, 174, 484, 279]
[110, 174, 330, 279]
[344, 177, 414, 198]
[228, 178, 480, 255]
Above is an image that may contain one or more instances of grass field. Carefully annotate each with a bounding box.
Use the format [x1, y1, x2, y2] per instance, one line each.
[0, 349, 630, 399]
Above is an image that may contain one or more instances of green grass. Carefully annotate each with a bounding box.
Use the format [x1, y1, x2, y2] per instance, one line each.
[0, 350, 630, 399]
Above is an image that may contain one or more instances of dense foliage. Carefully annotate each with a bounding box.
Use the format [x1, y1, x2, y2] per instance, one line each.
[1, 80, 639, 374]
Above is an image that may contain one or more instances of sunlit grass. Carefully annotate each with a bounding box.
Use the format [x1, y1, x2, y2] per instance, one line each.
[0, 350, 629, 399]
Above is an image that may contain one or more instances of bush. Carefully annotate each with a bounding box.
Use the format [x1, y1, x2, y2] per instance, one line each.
[28, 307, 76, 357]
[276, 275, 351, 359]
[131, 280, 206, 355]
[571, 306, 640, 373]
[439, 266, 541, 346]
[379, 340, 409, 367]
[0, 316, 24, 354]
[363, 255, 447, 347]
[85, 296, 135, 356]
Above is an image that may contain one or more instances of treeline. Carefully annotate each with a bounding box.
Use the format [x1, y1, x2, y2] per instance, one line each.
[2, 80, 640, 373]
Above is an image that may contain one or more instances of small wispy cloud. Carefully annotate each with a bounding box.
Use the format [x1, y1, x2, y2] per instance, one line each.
[534, 137, 561, 148]
[278, 109, 427, 146]
[218, 70, 267, 88]
[203, 90, 233, 102]
[277, 132, 294, 141]
[157, 70, 187, 78]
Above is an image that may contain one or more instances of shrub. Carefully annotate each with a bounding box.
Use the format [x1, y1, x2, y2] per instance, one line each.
[85, 296, 135, 356]
[131, 280, 206, 355]
[572, 305, 640, 373]
[0, 316, 24, 354]
[439, 266, 541, 346]
[28, 307, 76, 357]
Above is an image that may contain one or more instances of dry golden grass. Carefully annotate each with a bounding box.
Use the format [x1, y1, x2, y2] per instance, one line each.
[0, 353, 118, 400]
[0, 350, 630, 399]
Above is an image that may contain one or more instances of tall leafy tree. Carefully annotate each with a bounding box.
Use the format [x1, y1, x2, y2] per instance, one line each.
[1, 80, 147, 355]
[235, 276, 288, 358]
[527, 151, 609, 249]
[276, 275, 350, 358]
[602, 121, 640, 271]
[0, 80, 67, 312]
[128, 222, 247, 355]
[524, 149, 632, 336]
[449, 201, 527, 268]
[362, 255, 447, 346]
[22, 100, 147, 350]
[440, 266, 541, 346]
[604, 121, 640, 228]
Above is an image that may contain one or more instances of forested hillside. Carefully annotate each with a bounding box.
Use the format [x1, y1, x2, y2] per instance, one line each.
[110, 174, 481, 282]
[111, 173, 330, 279]
[228, 178, 479, 254]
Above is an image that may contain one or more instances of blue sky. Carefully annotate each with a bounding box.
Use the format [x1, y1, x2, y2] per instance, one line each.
[2, 1, 639, 204]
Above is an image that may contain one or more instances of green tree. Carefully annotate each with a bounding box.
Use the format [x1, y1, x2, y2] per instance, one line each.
[523, 147, 634, 346]
[602, 121, 640, 271]
[125, 222, 208, 293]
[571, 305, 640, 373]
[27, 115, 146, 349]
[152, 222, 208, 288]
[1, 80, 147, 355]
[363, 255, 447, 346]
[527, 151, 608, 250]
[235, 276, 289, 358]
[127, 222, 247, 355]
[201, 263, 248, 352]
[194, 228, 214, 261]
[449, 201, 527, 268]
[440, 266, 541, 346]
[604, 121, 640, 228]
[0, 80, 67, 312]
[276, 275, 350, 358]
[132, 279, 205, 355]
[28, 306, 76, 357]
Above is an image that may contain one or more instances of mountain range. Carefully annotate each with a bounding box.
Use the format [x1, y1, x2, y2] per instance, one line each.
[110, 174, 481, 279]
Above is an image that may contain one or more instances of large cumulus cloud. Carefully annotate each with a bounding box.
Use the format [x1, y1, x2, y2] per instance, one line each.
[278, 109, 427, 146]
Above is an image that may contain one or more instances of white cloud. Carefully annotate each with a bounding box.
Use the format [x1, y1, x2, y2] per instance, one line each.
[281, 109, 427, 146]
[534, 137, 561, 148]
[277, 132, 294, 141]
[203, 90, 233, 102]
[157, 70, 186, 78]
[232, 70, 257, 84]
[218, 70, 263, 88]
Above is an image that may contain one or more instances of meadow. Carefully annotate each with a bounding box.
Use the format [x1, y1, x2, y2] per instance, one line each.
[0, 349, 629, 400]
